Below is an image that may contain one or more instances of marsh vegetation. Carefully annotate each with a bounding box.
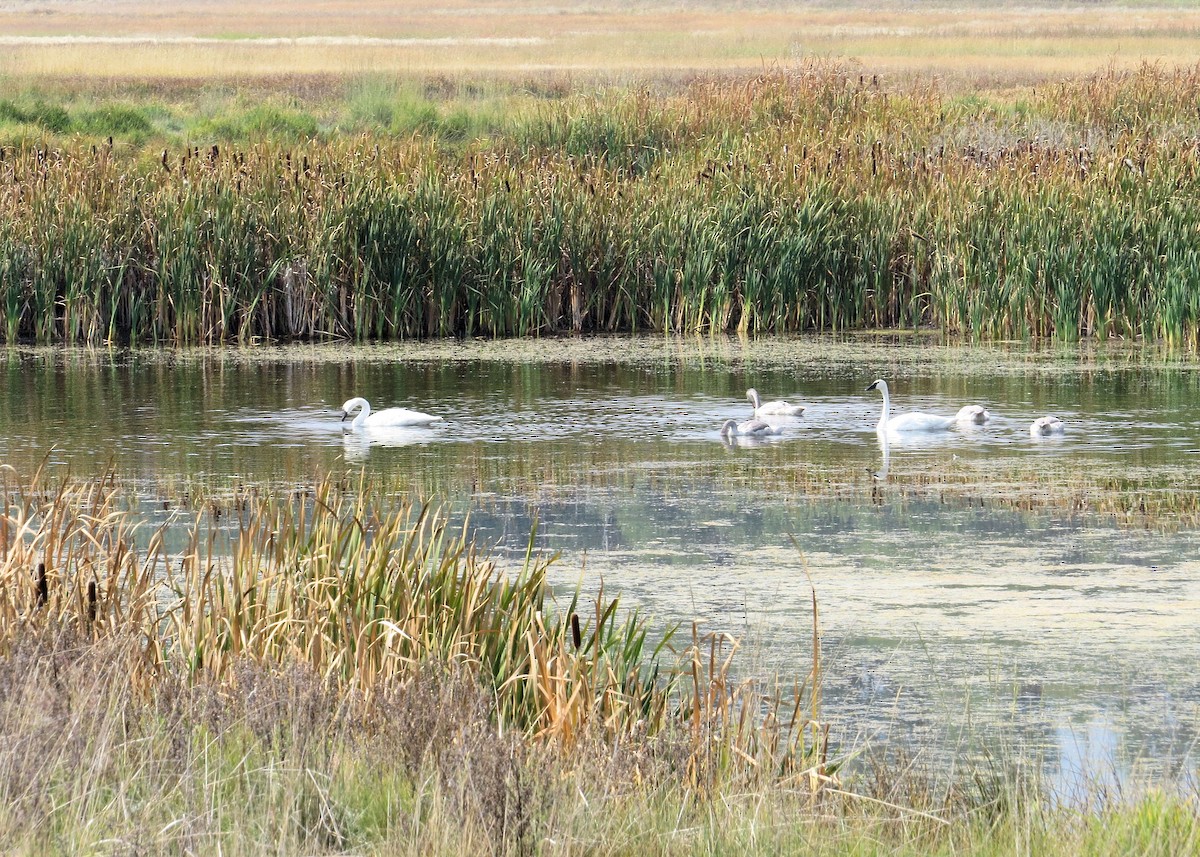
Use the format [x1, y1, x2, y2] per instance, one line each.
[1, 465, 1196, 855]
[2, 3, 1200, 851]
[5, 67, 1200, 345]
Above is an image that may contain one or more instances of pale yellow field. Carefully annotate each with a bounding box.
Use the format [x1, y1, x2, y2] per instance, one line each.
[0, 0, 1199, 84]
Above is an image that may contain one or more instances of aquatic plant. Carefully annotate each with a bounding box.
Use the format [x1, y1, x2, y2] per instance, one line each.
[0, 466, 826, 775]
[4, 65, 1200, 344]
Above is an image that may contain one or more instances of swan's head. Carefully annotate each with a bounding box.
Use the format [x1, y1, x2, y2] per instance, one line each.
[866, 379, 888, 394]
[720, 419, 738, 437]
[745, 388, 762, 408]
[340, 397, 368, 421]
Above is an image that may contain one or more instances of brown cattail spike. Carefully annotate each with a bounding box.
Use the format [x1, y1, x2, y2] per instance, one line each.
[570, 613, 582, 650]
[87, 580, 98, 623]
[35, 562, 48, 608]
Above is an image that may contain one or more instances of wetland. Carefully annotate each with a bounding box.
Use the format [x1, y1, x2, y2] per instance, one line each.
[4, 335, 1197, 792]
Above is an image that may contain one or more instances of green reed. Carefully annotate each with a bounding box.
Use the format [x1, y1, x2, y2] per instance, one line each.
[3, 64, 1200, 344]
[0, 467, 825, 782]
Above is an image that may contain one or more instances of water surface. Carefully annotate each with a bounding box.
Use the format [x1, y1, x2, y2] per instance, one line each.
[2, 337, 1198, 791]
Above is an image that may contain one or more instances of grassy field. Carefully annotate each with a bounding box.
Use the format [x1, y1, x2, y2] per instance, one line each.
[0, 467, 1196, 855]
[2, 0, 1200, 83]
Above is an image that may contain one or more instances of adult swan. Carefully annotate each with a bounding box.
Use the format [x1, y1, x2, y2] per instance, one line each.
[866, 379, 957, 434]
[340, 397, 442, 430]
[746, 388, 806, 417]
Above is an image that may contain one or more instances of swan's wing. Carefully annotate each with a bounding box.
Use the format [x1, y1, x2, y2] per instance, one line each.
[738, 418, 775, 435]
[368, 407, 443, 427]
[886, 411, 955, 432]
[758, 400, 806, 416]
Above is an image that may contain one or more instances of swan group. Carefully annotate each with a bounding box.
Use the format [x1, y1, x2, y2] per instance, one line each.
[336, 382, 1063, 451]
[340, 397, 441, 431]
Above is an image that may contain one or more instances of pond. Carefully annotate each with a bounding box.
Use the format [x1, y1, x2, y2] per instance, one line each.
[2, 336, 1198, 793]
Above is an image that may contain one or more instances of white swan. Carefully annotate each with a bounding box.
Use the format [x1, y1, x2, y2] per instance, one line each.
[340, 397, 442, 430]
[1030, 415, 1065, 436]
[955, 404, 991, 425]
[866, 379, 956, 433]
[720, 418, 784, 438]
[746, 388, 805, 417]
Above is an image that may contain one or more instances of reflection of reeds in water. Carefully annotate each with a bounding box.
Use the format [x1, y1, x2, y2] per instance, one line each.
[0, 466, 828, 785]
[123, 434, 1200, 533]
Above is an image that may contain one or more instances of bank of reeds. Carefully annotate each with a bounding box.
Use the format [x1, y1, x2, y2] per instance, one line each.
[1, 467, 1197, 854]
[0, 465, 837, 850]
[3, 63, 1200, 345]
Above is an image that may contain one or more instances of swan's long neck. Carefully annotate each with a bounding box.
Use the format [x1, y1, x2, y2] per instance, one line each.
[747, 390, 761, 410]
[352, 399, 370, 430]
[877, 382, 891, 432]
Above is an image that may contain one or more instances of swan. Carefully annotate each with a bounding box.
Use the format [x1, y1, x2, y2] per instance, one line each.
[746, 388, 805, 417]
[1030, 415, 1065, 436]
[720, 418, 784, 438]
[339, 397, 442, 431]
[955, 404, 991, 425]
[866, 379, 956, 433]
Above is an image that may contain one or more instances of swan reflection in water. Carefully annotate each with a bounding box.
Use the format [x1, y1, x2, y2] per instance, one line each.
[342, 427, 433, 461]
[873, 433, 891, 482]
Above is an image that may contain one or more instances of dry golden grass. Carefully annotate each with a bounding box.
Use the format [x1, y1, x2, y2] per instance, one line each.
[2, 1, 1200, 84]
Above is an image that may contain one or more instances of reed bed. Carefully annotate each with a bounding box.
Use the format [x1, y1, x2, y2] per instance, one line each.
[4, 64, 1200, 345]
[0, 466, 1196, 853]
[0, 465, 830, 834]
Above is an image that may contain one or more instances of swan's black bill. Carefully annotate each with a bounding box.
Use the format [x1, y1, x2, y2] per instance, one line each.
[339, 411, 349, 422]
[865, 380, 881, 391]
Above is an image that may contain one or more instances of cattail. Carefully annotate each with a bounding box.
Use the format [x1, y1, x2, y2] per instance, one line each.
[571, 613, 582, 650]
[34, 562, 48, 608]
[87, 580, 97, 624]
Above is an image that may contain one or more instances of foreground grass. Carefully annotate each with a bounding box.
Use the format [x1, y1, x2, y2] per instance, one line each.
[0, 467, 1196, 854]
[5, 65, 1200, 345]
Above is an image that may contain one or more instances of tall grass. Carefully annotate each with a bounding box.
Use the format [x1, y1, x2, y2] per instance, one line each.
[4, 64, 1200, 344]
[0, 465, 826, 772]
[0, 467, 1196, 853]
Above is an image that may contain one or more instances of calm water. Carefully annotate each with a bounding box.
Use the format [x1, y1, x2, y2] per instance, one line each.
[2, 337, 1199, 791]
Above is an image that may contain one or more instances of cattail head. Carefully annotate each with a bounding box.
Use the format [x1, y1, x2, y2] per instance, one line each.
[34, 561, 48, 608]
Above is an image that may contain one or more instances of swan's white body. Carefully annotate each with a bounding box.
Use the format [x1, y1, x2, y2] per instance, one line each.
[340, 397, 441, 430]
[720, 418, 784, 438]
[1030, 415, 1065, 436]
[955, 405, 991, 425]
[866, 379, 955, 434]
[746, 388, 805, 417]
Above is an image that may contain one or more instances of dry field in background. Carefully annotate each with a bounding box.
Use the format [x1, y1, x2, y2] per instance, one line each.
[1, 0, 1200, 84]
